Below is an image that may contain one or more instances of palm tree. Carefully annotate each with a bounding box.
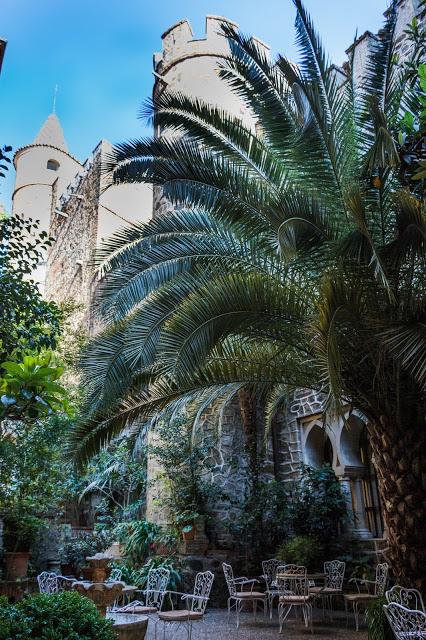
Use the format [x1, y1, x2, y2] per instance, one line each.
[70, 0, 426, 587]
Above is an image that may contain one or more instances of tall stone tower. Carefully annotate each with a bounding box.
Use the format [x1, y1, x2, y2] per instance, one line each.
[12, 113, 82, 288]
[151, 15, 262, 218]
[146, 16, 266, 525]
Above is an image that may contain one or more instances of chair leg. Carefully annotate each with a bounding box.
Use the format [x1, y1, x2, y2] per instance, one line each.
[278, 603, 283, 633]
[236, 599, 240, 629]
[344, 598, 349, 627]
[354, 602, 359, 632]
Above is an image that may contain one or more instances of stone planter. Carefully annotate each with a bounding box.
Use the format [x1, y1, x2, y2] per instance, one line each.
[4, 552, 31, 580]
[72, 581, 124, 617]
[85, 553, 112, 582]
[81, 567, 94, 581]
[107, 612, 148, 640]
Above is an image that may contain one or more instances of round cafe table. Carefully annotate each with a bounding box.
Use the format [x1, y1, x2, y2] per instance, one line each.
[273, 572, 326, 589]
[276, 572, 326, 580]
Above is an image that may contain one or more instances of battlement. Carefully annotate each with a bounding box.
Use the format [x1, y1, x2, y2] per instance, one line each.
[154, 15, 269, 75]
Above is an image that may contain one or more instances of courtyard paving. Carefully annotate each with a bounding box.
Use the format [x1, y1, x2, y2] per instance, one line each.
[145, 608, 368, 639]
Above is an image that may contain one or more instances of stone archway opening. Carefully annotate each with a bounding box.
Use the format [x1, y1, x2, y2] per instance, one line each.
[303, 422, 335, 469]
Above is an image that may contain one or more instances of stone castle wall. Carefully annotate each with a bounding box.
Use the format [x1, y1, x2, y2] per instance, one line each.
[46, 144, 103, 333]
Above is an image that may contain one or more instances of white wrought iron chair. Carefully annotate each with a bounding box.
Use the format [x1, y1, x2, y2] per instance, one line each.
[37, 572, 75, 594]
[386, 585, 425, 613]
[384, 602, 426, 640]
[310, 559, 345, 618]
[277, 564, 314, 634]
[115, 566, 169, 616]
[107, 567, 123, 583]
[344, 562, 389, 631]
[156, 570, 214, 640]
[262, 558, 283, 618]
[223, 562, 266, 628]
[37, 571, 60, 594]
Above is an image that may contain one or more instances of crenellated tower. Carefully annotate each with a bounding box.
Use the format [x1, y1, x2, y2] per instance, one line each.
[151, 15, 266, 217]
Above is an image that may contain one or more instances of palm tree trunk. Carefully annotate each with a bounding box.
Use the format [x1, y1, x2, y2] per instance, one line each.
[368, 418, 426, 590]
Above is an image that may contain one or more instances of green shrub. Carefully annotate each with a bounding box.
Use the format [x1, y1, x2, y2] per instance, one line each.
[290, 465, 348, 544]
[0, 591, 115, 640]
[59, 527, 112, 573]
[113, 519, 161, 565]
[112, 556, 182, 591]
[277, 535, 322, 568]
[366, 596, 394, 640]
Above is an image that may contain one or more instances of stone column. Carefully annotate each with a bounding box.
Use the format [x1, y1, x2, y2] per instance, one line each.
[351, 476, 372, 539]
[339, 467, 372, 539]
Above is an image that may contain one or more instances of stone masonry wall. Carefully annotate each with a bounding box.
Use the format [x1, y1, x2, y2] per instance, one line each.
[46, 145, 102, 334]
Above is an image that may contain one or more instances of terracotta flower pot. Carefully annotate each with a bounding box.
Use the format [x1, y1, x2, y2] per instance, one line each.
[4, 551, 31, 580]
[182, 527, 195, 541]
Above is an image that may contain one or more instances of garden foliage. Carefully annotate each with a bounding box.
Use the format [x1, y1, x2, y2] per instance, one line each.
[0, 592, 115, 640]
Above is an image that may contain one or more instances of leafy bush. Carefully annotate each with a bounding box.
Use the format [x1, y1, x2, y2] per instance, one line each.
[80, 440, 147, 524]
[113, 520, 161, 565]
[0, 214, 61, 363]
[277, 535, 321, 568]
[366, 596, 394, 640]
[0, 418, 75, 552]
[0, 592, 115, 640]
[290, 465, 348, 544]
[112, 556, 182, 591]
[230, 480, 291, 562]
[59, 528, 111, 573]
[0, 352, 68, 421]
[151, 414, 221, 529]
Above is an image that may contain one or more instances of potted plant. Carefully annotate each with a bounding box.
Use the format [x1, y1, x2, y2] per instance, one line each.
[175, 511, 199, 542]
[2, 515, 43, 580]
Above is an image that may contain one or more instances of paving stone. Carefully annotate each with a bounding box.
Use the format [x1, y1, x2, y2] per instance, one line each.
[145, 608, 368, 639]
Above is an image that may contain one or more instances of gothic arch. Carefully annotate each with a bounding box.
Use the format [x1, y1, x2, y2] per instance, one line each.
[303, 419, 337, 469]
[338, 414, 366, 467]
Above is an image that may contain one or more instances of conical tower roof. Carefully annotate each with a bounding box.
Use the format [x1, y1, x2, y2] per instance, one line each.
[33, 113, 68, 152]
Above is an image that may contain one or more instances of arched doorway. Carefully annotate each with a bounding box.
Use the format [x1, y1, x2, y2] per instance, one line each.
[300, 414, 383, 539]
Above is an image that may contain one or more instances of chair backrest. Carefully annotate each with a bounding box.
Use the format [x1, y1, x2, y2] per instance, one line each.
[276, 564, 307, 596]
[324, 560, 345, 590]
[146, 567, 170, 607]
[57, 576, 75, 592]
[384, 602, 426, 640]
[386, 586, 425, 613]
[222, 563, 236, 596]
[262, 559, 282, 589]
[192, 570, 214, 613]
[107, 568, 123, 583]
[375, 563, 388, 596]
[37, 572, 59, 594]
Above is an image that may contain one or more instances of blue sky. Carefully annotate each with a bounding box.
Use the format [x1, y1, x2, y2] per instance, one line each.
[0, 0, 387, 209]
